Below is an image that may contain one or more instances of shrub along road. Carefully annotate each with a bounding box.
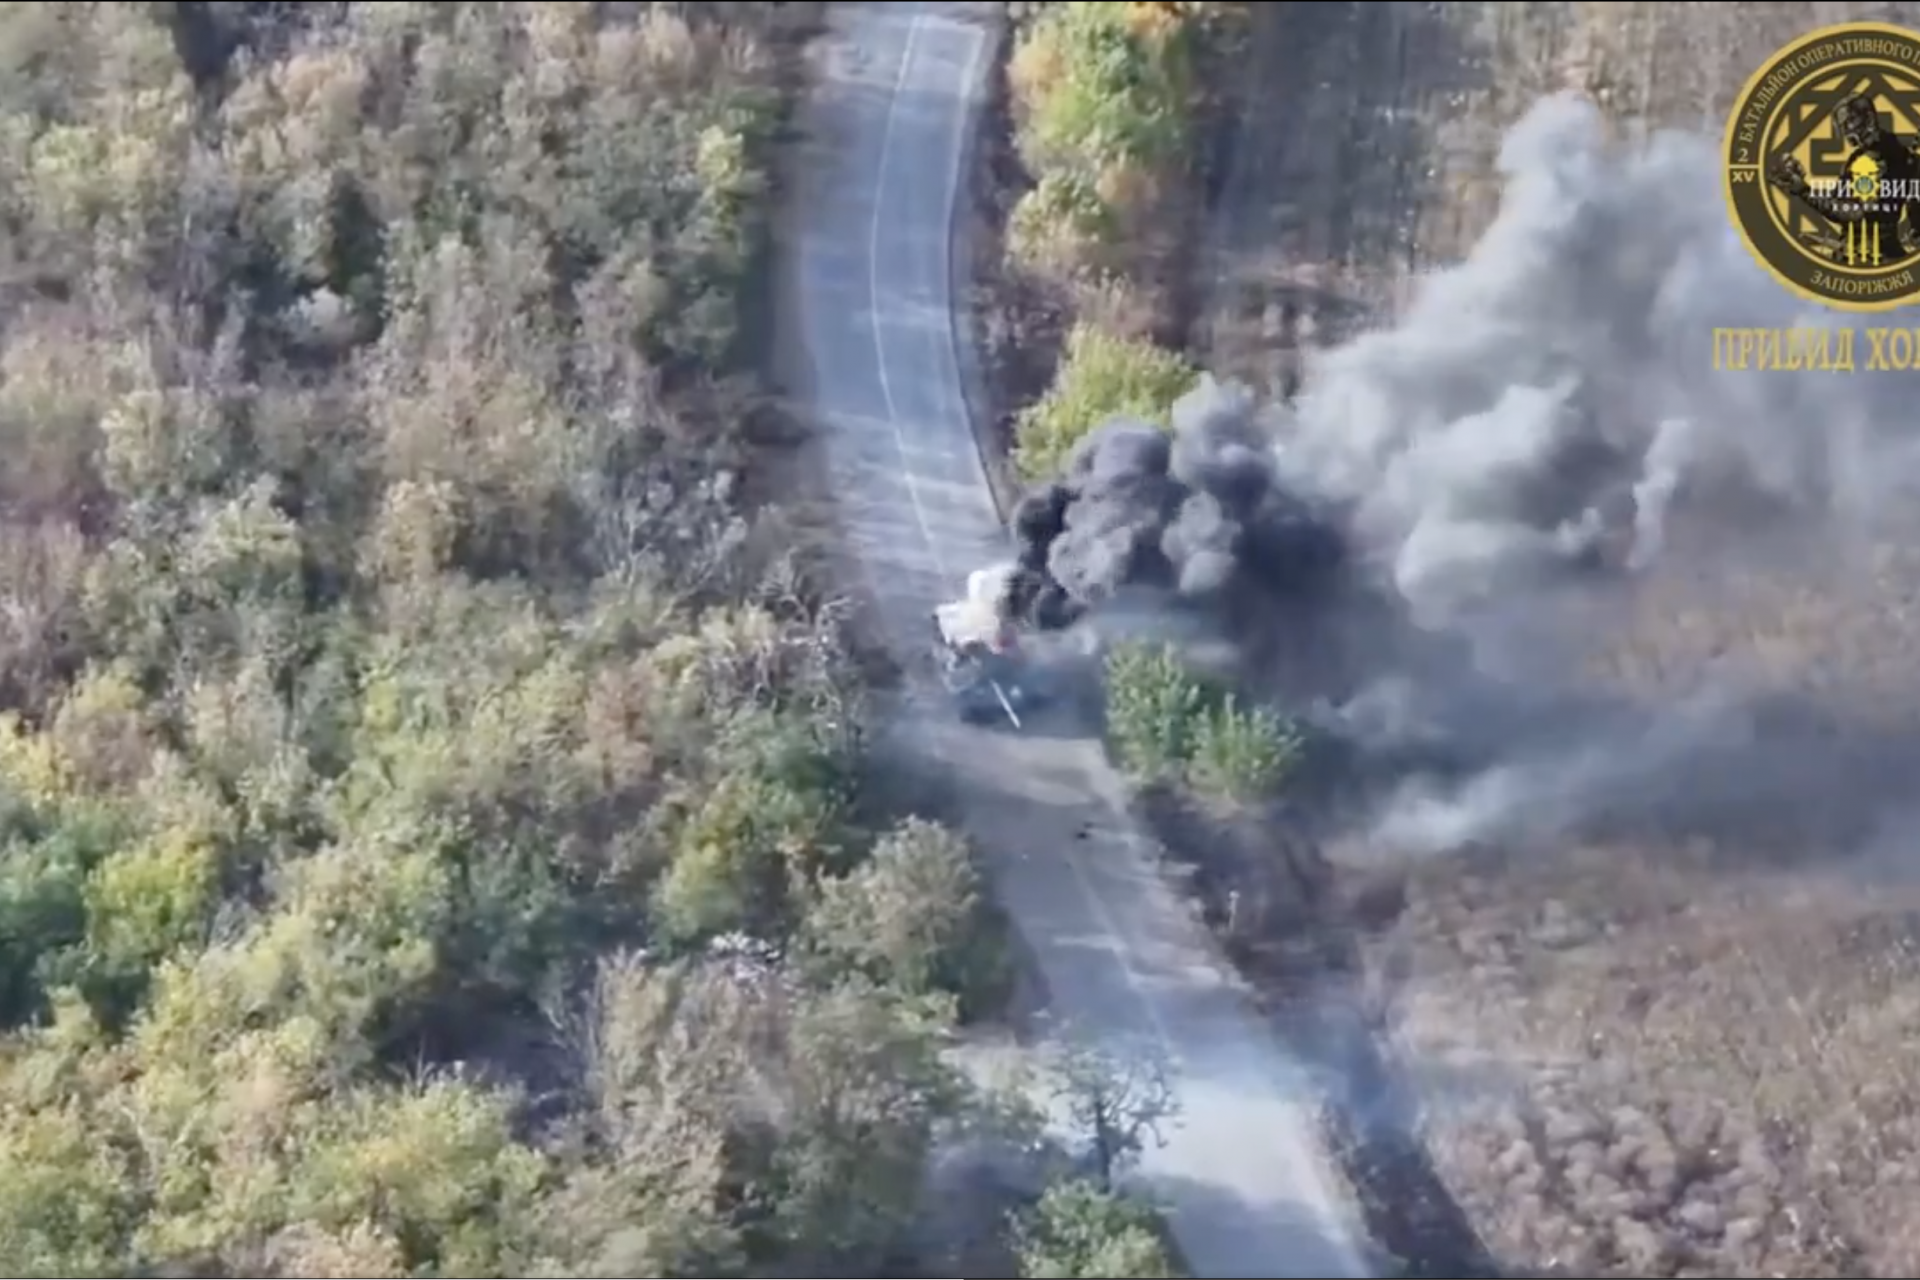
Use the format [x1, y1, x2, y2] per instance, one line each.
[781, 3, 1371, 1274]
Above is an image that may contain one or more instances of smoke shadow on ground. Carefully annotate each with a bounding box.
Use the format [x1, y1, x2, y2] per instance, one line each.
[971, 695, 1105, 743]
[1289, 993, 1508, 1278]
[1132, 1167, 1406, 1278]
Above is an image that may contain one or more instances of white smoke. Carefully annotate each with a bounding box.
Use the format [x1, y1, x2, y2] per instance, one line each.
[1275, 93, 1920, 856]
[1282, 93, 1913, 622]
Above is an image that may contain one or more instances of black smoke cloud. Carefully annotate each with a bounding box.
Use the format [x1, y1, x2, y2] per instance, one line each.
[1007, 93, 1920, 858]
[1007, 378, 1345, 633]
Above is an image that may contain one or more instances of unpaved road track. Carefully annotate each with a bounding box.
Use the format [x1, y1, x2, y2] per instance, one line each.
[781, 3, 1371, 1275]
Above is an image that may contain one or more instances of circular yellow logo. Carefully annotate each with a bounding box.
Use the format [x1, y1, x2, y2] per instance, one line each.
[1723, 21, 1920, 312]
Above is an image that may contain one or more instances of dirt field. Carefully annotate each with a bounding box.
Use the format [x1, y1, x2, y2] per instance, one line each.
[1199, 4, 1920, 1275]
[1200, 1, 1920, 383]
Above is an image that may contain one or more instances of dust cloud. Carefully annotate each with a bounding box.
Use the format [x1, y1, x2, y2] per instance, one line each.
[1007, 94, 1920, 859]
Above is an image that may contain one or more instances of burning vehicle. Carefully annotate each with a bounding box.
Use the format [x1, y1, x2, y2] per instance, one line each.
[931, 563, 1037, 727]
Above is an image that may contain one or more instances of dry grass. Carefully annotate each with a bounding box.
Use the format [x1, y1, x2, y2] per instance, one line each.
[1355, 531, 1920, 1275]
[1363, 842, 1920, 1276]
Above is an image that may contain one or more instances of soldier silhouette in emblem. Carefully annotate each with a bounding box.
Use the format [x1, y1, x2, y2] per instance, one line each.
[1768, 93, 1920, 265]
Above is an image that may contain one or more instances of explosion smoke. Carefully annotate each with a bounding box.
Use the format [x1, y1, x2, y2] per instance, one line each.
[1007, 379, 1345, 632]
[1008, 94, 1920, 857]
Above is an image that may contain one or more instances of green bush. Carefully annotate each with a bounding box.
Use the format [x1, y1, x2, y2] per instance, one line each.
[1006, 170, 1113, 278]
[1103, 642, 1300, 804]
[1104, 642, 1210, 781]
[1013, 324, 1195, 481]
[1016, 6, 1190, 179]
[1187, 694, 1302, 805]
[801, 817, 1011, 1019]
[652, 709, 851, 948]
[1013, 1178, 1184, 1277]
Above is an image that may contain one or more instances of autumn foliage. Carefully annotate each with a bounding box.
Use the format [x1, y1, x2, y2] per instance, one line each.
[0, 4, 1034, 1276]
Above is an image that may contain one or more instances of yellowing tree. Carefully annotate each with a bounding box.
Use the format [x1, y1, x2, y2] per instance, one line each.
[1005, 1, 1195, 279]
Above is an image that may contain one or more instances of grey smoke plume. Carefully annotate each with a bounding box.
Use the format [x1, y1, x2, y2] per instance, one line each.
[1012, 94, 1920, 858]
[1008, 379, 1344, 631]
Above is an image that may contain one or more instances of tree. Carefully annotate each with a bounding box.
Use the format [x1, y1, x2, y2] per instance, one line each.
[802, 817, 1011, 1018]
[1104, 641, 1211, 782]
[542, 953, 978, 1276]
[766, 979, 969, 1268]
[1004, 1, 1196, 283]
[1049, 1037, 1179, 1189]
[1186, 694, 1302, 808]
[1014, 1178, 1184, 1278]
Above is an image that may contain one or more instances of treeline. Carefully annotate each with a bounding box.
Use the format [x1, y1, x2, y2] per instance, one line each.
[1002, 1, 1236, 479]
